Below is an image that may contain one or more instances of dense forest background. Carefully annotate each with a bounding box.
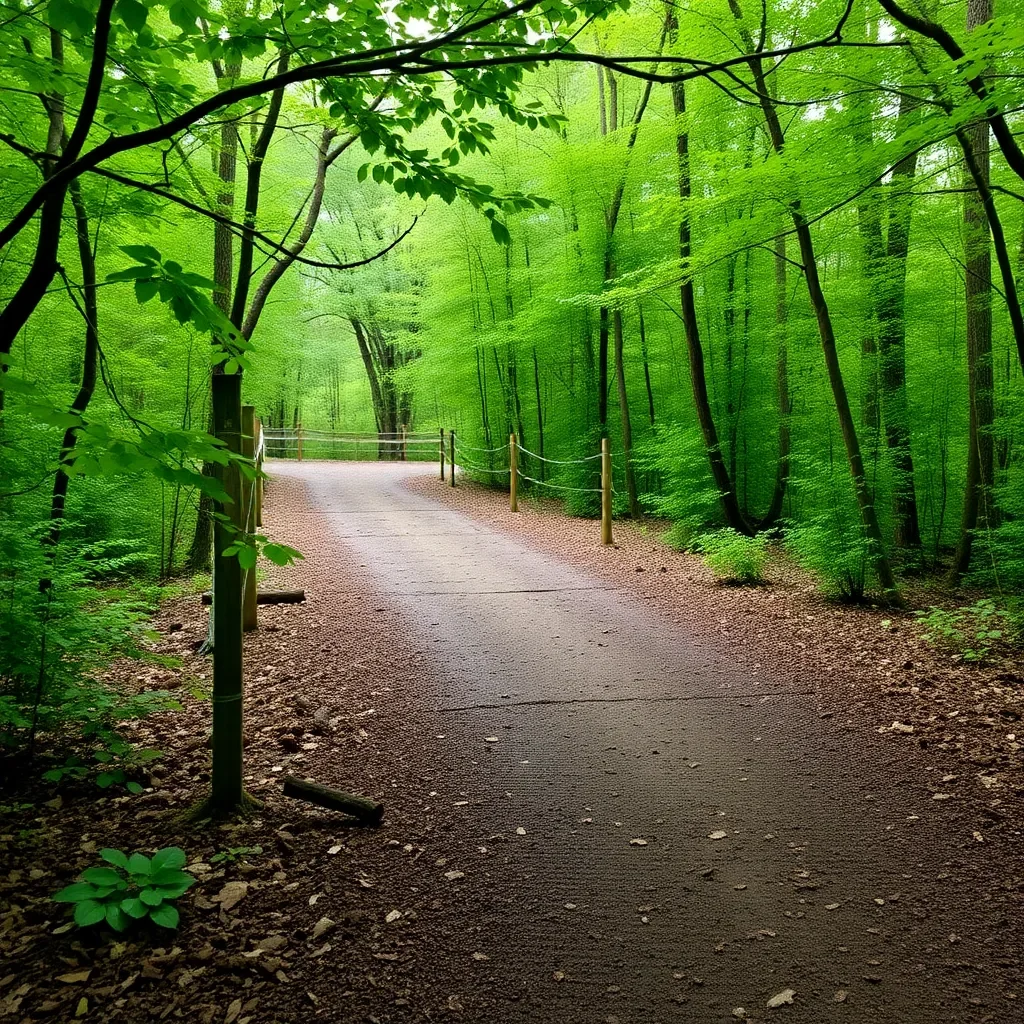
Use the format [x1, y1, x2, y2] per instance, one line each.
[2, 0, 1023, 750]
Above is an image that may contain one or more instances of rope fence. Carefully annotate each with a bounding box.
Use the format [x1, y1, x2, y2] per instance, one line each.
[444, 428, 617, 546]
[262, 425, 438, 462]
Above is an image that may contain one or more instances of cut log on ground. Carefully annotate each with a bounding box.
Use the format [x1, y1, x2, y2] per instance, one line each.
[202, 589, 306, 606]
[281, 776, 384, 826]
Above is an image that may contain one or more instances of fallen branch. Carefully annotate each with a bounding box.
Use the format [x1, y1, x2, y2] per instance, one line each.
[202, 589, 305, 605]
[281, 776, 384, 826]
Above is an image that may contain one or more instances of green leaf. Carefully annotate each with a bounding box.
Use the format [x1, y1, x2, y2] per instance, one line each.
[73, 899, 108, 927]
[120, 897, 148, 919]
[48, 0, 94, 36]
[150, 848, 187, 872]
[127, 852, 151, 875]
[126, 781, 144, 795]
[263, 543, 303, 566]
[238, 543, 258, 569]
[96, 769, 125, 789]
[53, 882, 98, 903]
[100, 849, 129, 870]
[119, 244, 161, 264]
[489, 218, 512, 246]
[148, 902, 180, 929]
[140, 887, 164, 907]
[134, 278, 159, 304]
[82, 866, 123, 887]
[117, 0, 147, 31]
[105, 904, 131, 932]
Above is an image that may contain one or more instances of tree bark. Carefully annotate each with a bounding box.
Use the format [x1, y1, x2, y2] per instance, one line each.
[0, 1, 115, 357]
[729, 0, 900, 599]
[878, 89, 923, 548]
[670, 69, 752, 535]
[951, 0, 995, 580]
[614, 309, 640, 516]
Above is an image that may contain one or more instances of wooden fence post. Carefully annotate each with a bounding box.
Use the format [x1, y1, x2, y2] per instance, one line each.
[509, 433, 518, 512]
[255, 416, 263, 528]
[449, 429, 456, 487]
[241, 405, 258, 633]
[296, 422, 303, 461]
[601, 436, 613, 546]
[401, 424, 408, 462]
[440, 428, 446, 481]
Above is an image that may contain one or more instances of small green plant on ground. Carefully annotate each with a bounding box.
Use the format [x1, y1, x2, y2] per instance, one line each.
[914, 598, 1011, 663]
[53, 847, 195, 931]
[693, 529, 770, 584]
[43, 736, 164, 794]
[210, 844, 263, 865]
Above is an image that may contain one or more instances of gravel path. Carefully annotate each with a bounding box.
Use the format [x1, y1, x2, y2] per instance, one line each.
[266, 460, 1022, 1024]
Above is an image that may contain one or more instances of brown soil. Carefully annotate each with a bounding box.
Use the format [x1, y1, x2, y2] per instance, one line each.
[1, 466, 1022, 1024]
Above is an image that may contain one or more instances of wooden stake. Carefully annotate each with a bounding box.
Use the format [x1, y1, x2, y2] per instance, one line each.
[601, 436, 613, 545]
[211, 373, 245, 813]
[510, 433, 519, 512]
[401, 423, 407, 462]
[439, 428, 446, 481]
[449, 429, 456, 487]
[296, 422, 303, 461]
[254, 416, 263, 528]
[241, 405, 258, 633]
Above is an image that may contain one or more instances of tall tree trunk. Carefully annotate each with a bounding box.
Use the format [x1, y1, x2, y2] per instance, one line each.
[760, 231, 791, 527]
[729, 0, 900, 599]
[187, 62, 241, 574]
[878, 89, 923, 548]
[614, 309, 640, 516]
[0, 1, 115, 360]
[670, 71, 752, 535]
[48, 178, 98, 548]
[639, 306, 656, 425]
[951, 0, 996, 580]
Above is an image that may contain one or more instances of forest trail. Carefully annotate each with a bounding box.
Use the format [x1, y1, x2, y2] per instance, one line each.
[269, 460, 1017, 1024]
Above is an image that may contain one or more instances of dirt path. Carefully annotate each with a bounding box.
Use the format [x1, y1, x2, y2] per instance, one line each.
[264, 460, 1022, 1024]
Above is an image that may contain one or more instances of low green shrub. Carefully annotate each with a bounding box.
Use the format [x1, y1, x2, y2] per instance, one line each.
[694, 529, 769, 584]
[53, 847, 195, 931]
[914, 598, 1011, 663]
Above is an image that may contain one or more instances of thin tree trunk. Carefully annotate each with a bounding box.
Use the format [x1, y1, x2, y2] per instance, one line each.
[187, 58, 240, 573]
[48, 178, 98, 548]
[878, 89, 923, 548]
[669, 67, 752, 535]
[760, 231, 791, 527]
[613, 309, 640, 516]
[952, 0, 995, 579]
[639, 307, 656, 425]
[729, 0, 900, 599]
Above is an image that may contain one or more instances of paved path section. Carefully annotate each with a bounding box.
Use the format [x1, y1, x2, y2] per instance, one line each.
[272, 460, 1015, 1024]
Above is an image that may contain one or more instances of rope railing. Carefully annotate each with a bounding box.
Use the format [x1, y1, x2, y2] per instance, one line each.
[262, 425, 437, 462]
[517, 472, 602, 494]
[515, 442, 604, 465]
[441, 429, 615, 546]
[453, 442, 509, 475]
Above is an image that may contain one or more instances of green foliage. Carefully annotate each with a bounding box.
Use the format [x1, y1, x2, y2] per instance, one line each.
[783, 448, 873, 601]
[42, 737, 164, 795]
[914, 599, 1012, 663]
[0, 515, 180, 759]
[632, 425, 721, 539]
[53, 847, 195, 932]
[209, 845, 262, 865]
[785, 521, 871, 603]
[694, 529, 769, 584]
